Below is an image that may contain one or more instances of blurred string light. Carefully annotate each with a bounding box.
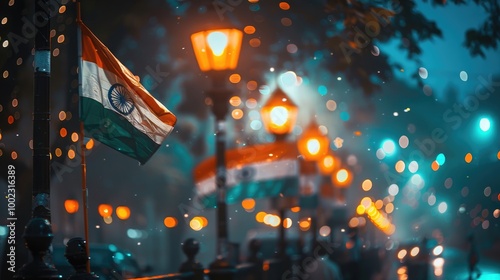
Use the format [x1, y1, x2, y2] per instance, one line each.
[433, 245, 444, 256]
[459, 70, 468, 81]
[395, 160, 405, 173]
[388, 184, 399, 196]
[247, 80, 258, 91]
[418, 67, 428, 79]
[299, 217, 311, 231]
[231, 109, 243, 120]
[241, 198, 255, 212]
[116, 206, 130, 220]
[229, 74, 241, 83]
[255, 211, 266, 222]
[356, 197, 395, 235]
[189, 216, 208, 231]
[408, 161, 419, 173]
[243, 25, 256, 34]
[435, 153, 445, 165]
[283, 218, 292, 229]
[438, 202, 447, 214]
[465, 152, 473, 163]
[428, 193, 436, 206]
[431, 161, 440, 171]
[263, 214, 280, 227]
[326, 100, 337, 111]
[397, 249, 407, 260]
[361, 179, 372, 191]
[279, 2, 291, 10]
[319, 225, 331, 237]
[163, 217, 177, 228]
[410, 246, 419, 257]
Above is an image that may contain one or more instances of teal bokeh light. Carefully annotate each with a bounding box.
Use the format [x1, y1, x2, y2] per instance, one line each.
[340, 111, 350, 121]
[479, 117, 491, 132]
[436, 153, 446, 165]
[381, 139, 396, 155]
[318, 85, 327, 96]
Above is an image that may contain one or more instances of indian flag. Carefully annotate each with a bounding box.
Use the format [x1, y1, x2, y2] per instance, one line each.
[194, 141, 300, 207]
[79, 22, 176, 164]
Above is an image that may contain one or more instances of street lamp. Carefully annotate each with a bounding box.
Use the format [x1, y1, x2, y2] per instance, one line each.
[297, 120, 330, 161]
[261, 87, 298, 141]
[297, 121, 330, 253]
[191, 27, 243, 271]
[260, 87, 298, 258]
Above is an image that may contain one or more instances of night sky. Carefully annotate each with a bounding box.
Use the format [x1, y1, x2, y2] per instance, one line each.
[1, 0, 499, 275]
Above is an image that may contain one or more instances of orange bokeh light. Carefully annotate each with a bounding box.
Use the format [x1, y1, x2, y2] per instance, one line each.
[116, 206, 131, 220]
[64, 199, 79, 214]
[98, 204, 113, 218]
[164, 217, 177, 228]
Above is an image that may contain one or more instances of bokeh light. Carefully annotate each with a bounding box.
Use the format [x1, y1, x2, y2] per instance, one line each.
[362, 179, 372, 191]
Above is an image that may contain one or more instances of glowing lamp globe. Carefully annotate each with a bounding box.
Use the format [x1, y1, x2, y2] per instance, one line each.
[317, 153, 341, 175]
[64, 199, 79, 214]
[260, 88, 298, 136]
[98, 204, 113, 218]
[116, 206, 131, 220]
[191, 29, 243, 71]
[332, 168, 353, 188]
[297, 121, 329, 161]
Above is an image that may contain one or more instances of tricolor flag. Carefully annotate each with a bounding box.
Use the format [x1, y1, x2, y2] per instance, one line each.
[79, 22, 176, 164]
[194, 142, 300, 207]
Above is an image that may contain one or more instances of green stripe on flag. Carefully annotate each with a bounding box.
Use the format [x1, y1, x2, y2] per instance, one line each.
[81, 97, 160, 164]
[199, 177, 299, 208]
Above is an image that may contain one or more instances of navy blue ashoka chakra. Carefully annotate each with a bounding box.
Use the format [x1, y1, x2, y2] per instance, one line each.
[108, 83, 135, 115]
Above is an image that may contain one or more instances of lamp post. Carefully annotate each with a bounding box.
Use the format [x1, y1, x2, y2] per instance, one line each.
[260, 87, 298, 258]
[297, 121, 330, 254]
[191, 28, 243, 271]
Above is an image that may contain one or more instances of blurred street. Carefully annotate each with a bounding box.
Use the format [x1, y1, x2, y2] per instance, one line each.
[388, 245, 500, 280]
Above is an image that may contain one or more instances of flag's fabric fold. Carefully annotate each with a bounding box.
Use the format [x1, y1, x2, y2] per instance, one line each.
[194, 141, 301, 207]
[79, 22, 176, 164]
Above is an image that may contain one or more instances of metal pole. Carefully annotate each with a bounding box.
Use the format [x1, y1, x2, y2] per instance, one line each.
[14, 1, 61, 278]
[278, 208, 286, 257]
[33, 0, 51, 220]
[207, 73, 233, 273]
[215, 116, 228, 259]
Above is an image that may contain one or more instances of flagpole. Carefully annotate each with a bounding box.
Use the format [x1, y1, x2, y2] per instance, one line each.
[76, 0, 91, 273]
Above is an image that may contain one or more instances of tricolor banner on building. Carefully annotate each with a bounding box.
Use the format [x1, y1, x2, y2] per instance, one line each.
[79, 22, 176, 164]
[194, 142, 300, 207]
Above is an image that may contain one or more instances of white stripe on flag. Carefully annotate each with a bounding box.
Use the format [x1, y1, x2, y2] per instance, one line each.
[81, 61, 172, 144]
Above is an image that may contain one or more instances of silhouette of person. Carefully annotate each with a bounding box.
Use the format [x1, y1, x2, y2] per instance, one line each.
[467, 233, 481, 280]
